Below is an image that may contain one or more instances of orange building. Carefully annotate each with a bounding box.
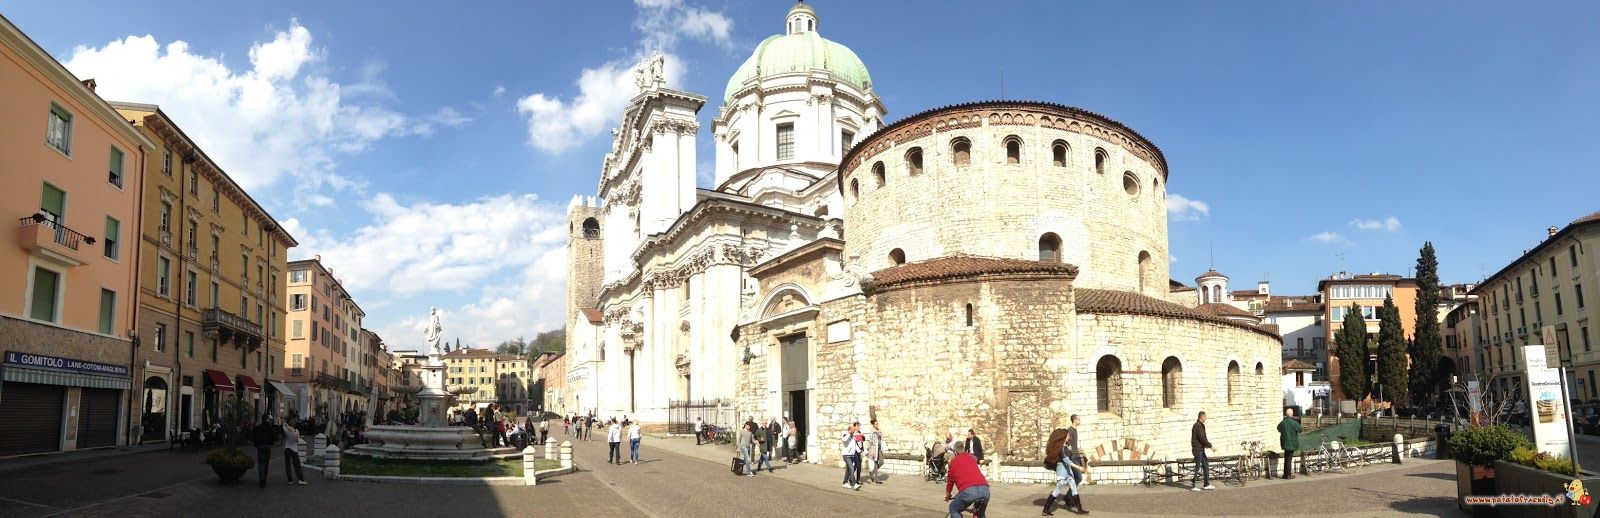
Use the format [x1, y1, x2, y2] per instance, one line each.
[1318, 273, 1420, 404]
[0, 14, 156, 455]
[284, 257, 365, 419]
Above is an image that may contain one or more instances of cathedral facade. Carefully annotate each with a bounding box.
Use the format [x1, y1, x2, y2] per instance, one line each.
[564, 2, 1281, 472]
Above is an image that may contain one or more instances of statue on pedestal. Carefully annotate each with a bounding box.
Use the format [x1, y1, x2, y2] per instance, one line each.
[424, 307, 443, 357]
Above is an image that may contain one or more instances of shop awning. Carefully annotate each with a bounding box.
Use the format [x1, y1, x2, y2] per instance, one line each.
[2, 365, 129, 390]
[204, 369, 234, 390]
[237, 375, 261, 392]
[267, 380, 296, 398]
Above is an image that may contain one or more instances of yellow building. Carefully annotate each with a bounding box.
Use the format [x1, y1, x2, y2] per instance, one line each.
[443, 347, 498, 413]
[112, 102, 296, 440]
[1470, 212, 1600, 401]
[495, 355, 532, 415]
[284, 257, 364, 419]
[0, 14, 154, 455]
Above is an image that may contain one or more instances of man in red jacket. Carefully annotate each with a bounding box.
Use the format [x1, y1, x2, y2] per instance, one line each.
[944, 441, 990, 517]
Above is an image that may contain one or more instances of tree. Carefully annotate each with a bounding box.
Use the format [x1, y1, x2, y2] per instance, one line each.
[1335, 302, 1371, 403]
[1377, 295, 1409, 406]
[495, 336, 527, 356]
[1410, 241, 1443, 406]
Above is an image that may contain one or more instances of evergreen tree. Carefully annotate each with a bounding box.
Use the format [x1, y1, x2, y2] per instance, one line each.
[1378, 295, 1410, 405]
[1335, 302, 1371, 402]
[1410, 242, 1443, 406]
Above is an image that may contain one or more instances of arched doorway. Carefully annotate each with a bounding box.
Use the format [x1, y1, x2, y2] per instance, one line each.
[141, 376, 169, 441]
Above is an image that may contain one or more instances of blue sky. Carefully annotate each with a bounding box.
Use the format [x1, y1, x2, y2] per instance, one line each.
[6, 0, 1596, 349]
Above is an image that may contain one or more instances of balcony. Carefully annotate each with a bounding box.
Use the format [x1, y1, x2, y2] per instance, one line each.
[203, 307, 264, 351]
[1283, 347, 1319, 359]
[17, 215, 94, 267]
[158, 227, 171, 247]
[314, 372, 355, 393]
[208, 252, 219, 272]
[186, 244, 197, 260]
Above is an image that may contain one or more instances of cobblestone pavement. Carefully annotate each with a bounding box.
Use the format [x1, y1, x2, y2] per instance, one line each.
[0, 433, 1461, 517]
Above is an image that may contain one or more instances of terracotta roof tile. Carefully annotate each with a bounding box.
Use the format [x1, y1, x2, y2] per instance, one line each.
[581, 308, 603, 324]
[1197, 303, 1257, 319]
[1573, 210, 1600, 225]
[872, 255, 1078, 289]
[1283, 359, 1316, 372]
[1075, 289, 1279, 338]
[1262, 296, 1323, 313]
[1197, 269, 1227, 279]
[1258, 323, 1281, 335]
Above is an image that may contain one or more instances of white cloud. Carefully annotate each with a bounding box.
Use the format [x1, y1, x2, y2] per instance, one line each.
[1309, 232, 1347, 244]
[493, 85, 506, 97]
[1166, 194, 1210, 221]
[516, 0, 730, 154]
[291, 193, 569, 346]
[62, 19, 452, 208]
[1349, 216, 1403, 233]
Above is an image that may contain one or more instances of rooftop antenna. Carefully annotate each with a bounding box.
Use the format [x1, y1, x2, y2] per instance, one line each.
[1209, 241, 1215, 269]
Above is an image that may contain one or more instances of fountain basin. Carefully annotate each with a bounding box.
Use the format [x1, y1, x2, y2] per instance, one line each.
[351, 425, 516, 460]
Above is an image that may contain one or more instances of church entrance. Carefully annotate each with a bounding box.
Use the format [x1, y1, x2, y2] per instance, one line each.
[780, 333, 810, 460]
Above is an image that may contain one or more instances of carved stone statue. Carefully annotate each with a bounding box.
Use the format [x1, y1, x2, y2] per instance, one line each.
[423, 307, 443, 356]
[634, 51, 666, 92]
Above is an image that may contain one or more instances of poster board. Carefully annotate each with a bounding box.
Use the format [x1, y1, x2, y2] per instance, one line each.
[1522, 345, 1573, 458]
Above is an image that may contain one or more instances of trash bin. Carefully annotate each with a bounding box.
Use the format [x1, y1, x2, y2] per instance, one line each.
[1435, 425, 1452, 460]
[1265, 451, 1279, 478]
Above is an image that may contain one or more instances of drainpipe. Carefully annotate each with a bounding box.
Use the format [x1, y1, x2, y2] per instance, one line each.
[125, 143, 148, 447]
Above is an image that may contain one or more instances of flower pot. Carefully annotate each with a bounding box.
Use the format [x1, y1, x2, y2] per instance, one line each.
[210, 461, 249, 483]
[1492, 460, 1600, 518]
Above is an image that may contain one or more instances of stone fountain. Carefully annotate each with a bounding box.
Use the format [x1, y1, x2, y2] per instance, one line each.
[351, 308, 513, 460]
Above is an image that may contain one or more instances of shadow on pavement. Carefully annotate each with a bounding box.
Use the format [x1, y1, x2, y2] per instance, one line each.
[1405, 472, 1457, 481]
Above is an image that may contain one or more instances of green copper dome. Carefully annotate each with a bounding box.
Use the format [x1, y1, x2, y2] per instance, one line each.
[723, 29, 873, 102]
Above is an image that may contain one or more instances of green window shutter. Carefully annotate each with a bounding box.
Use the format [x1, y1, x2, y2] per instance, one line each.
[40, 183, 65, 220]
[108, 147, 124, 187]
[30, 267, 59, 321]
[99, 289, 115, 334]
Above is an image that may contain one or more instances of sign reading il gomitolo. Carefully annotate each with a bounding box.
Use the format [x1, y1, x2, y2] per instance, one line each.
[3, 351, 129, 377]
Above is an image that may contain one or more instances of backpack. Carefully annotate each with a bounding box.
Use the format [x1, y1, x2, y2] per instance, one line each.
[1044, 428, 1069, 469]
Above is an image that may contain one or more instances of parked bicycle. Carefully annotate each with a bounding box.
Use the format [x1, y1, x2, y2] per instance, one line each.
[1306, 435, 1341, 474]
[1235, 441, 1265, 484]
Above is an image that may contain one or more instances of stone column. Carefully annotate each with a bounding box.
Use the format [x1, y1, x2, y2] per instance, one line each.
[522, 446, 539, 485]
[324, 446, 341, 480]
[314, 433, 328, 457]
[545, 437, 558, 460]
[1391, 434, 1403, 464]
[560, 441, 573, 470]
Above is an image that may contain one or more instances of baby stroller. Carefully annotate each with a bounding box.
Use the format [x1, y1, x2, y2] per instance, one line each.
[924, 441, 949, 482]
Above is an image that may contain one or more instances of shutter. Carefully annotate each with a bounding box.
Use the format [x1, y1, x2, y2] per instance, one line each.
[77, 388, 120, 448]
[0, 383, 65, 455]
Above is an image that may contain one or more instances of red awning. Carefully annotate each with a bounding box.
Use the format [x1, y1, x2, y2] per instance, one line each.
[237, 375, 261, 392]
[204, 369, 234, 390]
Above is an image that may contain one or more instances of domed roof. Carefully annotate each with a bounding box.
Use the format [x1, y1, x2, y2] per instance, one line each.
[723, 6, 872, 102]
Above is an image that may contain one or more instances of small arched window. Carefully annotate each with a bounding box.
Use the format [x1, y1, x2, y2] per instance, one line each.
[952, 138, 971, 166]
[1004, 136, 1021, 164]
[1255, 362, 1265, 376]
[1227, 361, 1241, 405]
[872, 161, 886, 187]
[1039, 233, 1062, 263]
[1096, 355, 1122, 414]
[889, 248, 906, 265]
[1094, 148, 1107, 175]
[850, 178, 860, 202]
[1123, 172, 1140, 196]
[906, 147, 924, 175]
[965, 303, 974, 327]
[581, 217, 600, 239]
[1052, 141, 1068, 167]
[1153, 176, 1161, 192]
[1162, 357, 1182, 408]
[1138, 251, 1152, 292]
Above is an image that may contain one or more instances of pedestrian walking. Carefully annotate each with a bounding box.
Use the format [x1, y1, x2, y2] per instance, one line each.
[1041, 416, 1089, 515]
[539, 418, 550, 445]
[1277, 408, 1301, 479]
[945, 441, 990, 518]
[864, 418, 884, 484]
[1192, 411, 1216, 491]
[607, 418, 623, 464]
[786, 418, 798, 462]
[841, 422, 864, 490]
[695, 416, 705, 445]
[281, 417, 307, 485]
[756, 417, 776, 473]
[251, 414, 280, 488]
[628, 420, 642, 464]
[737, 418, 756, 476]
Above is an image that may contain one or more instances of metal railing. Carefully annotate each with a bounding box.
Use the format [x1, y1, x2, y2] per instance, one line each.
[18, 215, 91, 250]
[203, 308, 264, 337]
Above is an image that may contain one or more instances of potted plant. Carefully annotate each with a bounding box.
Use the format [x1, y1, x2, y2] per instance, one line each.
[1493, 446, 1598, 518]
[1444, 375, 1523, 516]
[202, 394, 257, 483]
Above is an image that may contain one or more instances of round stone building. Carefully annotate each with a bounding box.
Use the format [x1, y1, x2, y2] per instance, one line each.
[733, 100, 1282, 483]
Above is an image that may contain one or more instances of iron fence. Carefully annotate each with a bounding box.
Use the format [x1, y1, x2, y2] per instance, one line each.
[668, 398, 733, 435]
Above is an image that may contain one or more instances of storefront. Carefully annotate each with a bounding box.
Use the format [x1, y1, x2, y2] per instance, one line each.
[0, 352, 130, 456]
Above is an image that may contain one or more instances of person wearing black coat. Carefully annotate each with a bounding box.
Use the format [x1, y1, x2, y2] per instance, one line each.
[965, 429, 985, 463]
[251, 414, 282, 488]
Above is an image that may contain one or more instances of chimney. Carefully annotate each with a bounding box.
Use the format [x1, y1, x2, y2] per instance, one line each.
[1549, 226, 1559, 238]
[315, 254, 322, 262]
[1257, 281, 1270, 295]
[81, 78, 96, 91]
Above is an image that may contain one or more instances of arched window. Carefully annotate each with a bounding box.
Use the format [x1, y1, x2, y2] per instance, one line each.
[1138, 251, 1152, 292]
[906, 147, 924, 175]
[1161, 357, 1181, 408]
[1255, 362, 1264, 376]
[1123, 172, 1140, 196]
[952, 138, 971, 166]
[872, 162, 886, 187]
[1004, 136, 1021, 164]
[1052, 141, 1068, 167]
[850, 178, 860, 202]
[1094, 148, 1107, 175]
[889, 248, 906, 265]
[581, 217, 600, 239]
[1039, 233, 1062, 263]
[1153, 176, 1161, 192]
[965, 303, 974, 327]
[1096, 355, 1122, 414]
[1227, 361, 1241, 405]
